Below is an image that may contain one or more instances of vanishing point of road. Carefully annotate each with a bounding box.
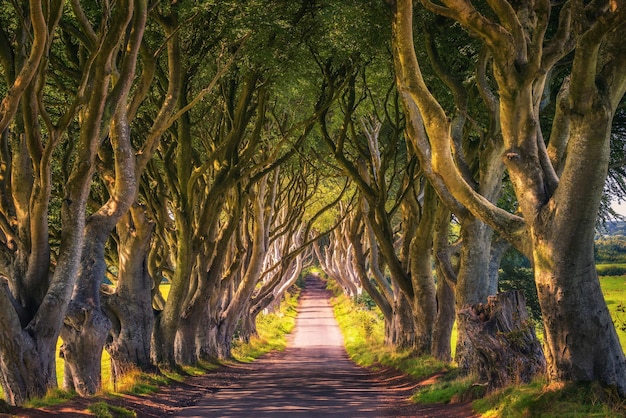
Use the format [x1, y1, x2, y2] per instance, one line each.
[176, 276, 476, 417]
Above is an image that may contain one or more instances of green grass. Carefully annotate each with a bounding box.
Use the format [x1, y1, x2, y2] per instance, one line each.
[413, 372, 481, 404]
[109, 369, 172, 396]
[231, 289, 299, 362]
[23, 388, 76, 408]
[600, 275, 626, 350]
[88, 401, 137, 417]
[473, 379, 625, 417]
[331, 290, 449, 381]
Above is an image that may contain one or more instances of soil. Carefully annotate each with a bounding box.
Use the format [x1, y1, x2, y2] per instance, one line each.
[1, 278, 477, 417]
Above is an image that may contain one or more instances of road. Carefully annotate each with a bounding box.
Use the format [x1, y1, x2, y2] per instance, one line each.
[176, 276, 475, 417]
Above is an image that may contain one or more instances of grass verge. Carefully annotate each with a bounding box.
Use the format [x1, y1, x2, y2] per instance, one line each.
[474, 379, 626, 417]
[330, 287, 479, 405]
[231, 288, 300, 362]
[88, 401, 137, 417]
[23, 388, 76, 408]
[330, 286, 449, 381]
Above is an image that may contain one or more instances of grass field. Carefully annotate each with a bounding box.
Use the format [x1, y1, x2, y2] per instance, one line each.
[599, 274, 626, 349]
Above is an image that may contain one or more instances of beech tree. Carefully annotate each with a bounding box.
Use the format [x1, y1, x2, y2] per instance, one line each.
[0, 1, 62, 405]
[0, 0, 147, 404]
[313, 55, 448, 354]
[419, 17, 514, 369]
[58, 0, 150, 396]
[391, 0, 626, 392]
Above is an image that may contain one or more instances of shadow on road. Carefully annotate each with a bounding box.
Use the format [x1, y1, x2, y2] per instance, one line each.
[176, 275, 476, 418]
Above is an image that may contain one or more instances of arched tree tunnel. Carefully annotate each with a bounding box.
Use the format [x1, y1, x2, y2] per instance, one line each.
[0, 0, 625, 410]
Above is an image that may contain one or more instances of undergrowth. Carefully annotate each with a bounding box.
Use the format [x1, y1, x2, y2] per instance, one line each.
[231, 288, 299, 362]
[474, 379, 626, 417]
[329, 284, 449, 382]
[88, 401, 137, 417]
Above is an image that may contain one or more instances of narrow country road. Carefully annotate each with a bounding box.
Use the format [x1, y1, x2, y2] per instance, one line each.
[176, 276, 475, 417]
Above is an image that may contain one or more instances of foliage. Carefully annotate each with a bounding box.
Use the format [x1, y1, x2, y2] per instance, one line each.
[353, 289, 378, 311]
[87, 401, 137, 418]
[595, 236, 626, 264]
[601, 109, 626, 224]
[473, 379, 626, 418]
[597, 264, 626, 277]
[231, 288, 299, 362]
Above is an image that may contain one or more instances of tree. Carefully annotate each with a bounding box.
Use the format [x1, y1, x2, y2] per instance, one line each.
[0, 0, 61, 405]
[391, 0, 626, 392]
[0, 0, 144, 404]
[59, 0, 150, 396]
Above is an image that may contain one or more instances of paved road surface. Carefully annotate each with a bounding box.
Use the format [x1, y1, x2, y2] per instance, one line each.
[176, 277, 474, 417]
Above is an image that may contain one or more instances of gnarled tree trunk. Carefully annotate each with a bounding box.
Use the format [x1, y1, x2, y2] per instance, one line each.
[458, 290, 545, 389]
[103, 205, 156, 382]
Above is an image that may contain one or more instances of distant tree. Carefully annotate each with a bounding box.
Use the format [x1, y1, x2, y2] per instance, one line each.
[595, 236, 626, 264]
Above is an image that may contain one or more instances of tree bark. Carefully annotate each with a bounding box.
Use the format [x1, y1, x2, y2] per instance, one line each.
[432, 206, 456, 362]
[213, 179, 269, 360]
[388, 292, 417, 349]
[59, 0, 148, 395]
[458, 291, 546, 389]
[454, 218, 496, 372]
[103, 205, 156, 382]
[534, 107, 626, 392]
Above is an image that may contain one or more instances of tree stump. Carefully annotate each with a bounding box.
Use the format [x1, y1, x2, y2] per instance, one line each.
[458, 290, 546, 390]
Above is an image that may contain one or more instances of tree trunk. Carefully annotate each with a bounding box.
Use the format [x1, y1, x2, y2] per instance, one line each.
[454, 218, 495, 373]
[386, 292, 416, 349]
[458, 291, 545, 389]
[176, 198, 241, 365]
[535, 259, 625, 392]
[0, 281, 57, 406]
[238, 311, 258, 343]
[431, 274, 455, 362]
[60, 227, 113, 395]
[431, 205, 456, 362]
[214, 320, 235, 360]
[175, 311, 200, 366]
[198, 311, 221, 362]
[103, 206, 156, 382]
[211, 179, 268, 360]
[59, 1, 147, 394]
[151, 226, 193, 369]
[529, 82, 626, 393]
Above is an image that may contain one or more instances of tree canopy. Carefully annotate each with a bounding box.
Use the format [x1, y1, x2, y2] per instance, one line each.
[0, 0, 625, 406]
